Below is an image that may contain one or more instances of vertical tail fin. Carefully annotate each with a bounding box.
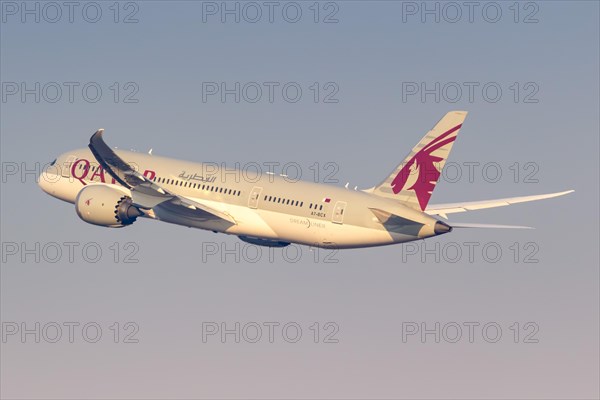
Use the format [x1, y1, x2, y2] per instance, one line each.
[370, 111, 467, 211]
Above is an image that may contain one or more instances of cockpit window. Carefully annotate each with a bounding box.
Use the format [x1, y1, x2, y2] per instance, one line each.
[50, 158, 57, 166]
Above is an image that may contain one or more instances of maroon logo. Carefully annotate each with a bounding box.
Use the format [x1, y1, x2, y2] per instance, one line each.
[85, 198, 93, 206]
[391, 124, 461, 211]
[70, 158, 156, 187]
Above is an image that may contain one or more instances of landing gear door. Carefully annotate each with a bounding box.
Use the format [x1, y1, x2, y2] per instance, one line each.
[332, 201, 347, 224]
[61, 155, 77, 178]
[248, 186, 263, 209]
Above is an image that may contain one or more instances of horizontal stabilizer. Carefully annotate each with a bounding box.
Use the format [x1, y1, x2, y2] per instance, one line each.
[427, 190, 574, 218]
[450, 222, 533, 229]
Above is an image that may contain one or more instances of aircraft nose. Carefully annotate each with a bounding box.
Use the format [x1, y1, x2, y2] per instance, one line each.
[434, 220, 452, 235]
[38, 172, 53, 194]
[38, 173, 47, 192]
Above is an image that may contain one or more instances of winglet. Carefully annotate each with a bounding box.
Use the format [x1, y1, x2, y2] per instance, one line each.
[88, 129, 138, 188]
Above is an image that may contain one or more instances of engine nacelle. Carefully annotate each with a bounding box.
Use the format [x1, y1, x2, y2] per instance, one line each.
[75, 185, 143, 227]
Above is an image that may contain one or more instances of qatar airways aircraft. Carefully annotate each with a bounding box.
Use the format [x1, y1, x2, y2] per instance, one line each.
[39, 111, 573, 249]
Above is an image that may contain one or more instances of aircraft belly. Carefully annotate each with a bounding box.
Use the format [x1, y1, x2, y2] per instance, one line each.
[256, 210, 398, 248]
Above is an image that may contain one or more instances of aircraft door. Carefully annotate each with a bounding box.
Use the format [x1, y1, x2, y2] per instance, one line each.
[248, 186, 263, 209]
[332, 201, 347, 224]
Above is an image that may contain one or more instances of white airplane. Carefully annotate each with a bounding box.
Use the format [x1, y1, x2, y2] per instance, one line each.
[39, 111, 573, 249]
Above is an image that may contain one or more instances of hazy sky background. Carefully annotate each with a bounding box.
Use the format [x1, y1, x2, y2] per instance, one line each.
[1, 1, 598, 399]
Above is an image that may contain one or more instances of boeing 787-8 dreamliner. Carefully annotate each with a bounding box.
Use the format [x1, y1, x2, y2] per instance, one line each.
[39, 111, 573, 249]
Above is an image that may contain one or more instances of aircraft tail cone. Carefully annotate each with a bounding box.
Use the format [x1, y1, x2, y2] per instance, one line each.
[434, 221, 453, 235]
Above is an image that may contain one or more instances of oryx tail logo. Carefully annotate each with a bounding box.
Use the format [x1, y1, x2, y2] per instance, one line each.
[391, 124, 461, 211]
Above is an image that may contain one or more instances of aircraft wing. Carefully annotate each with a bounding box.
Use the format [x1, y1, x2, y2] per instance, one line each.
[88, 129, 236, 225]
[426, 190, 574, 219]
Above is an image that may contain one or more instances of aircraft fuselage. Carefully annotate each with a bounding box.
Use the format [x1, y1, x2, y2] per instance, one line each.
[39, 148, 445, 249]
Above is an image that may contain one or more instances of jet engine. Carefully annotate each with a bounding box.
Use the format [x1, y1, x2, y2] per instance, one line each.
[75, 185, 143, 227]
